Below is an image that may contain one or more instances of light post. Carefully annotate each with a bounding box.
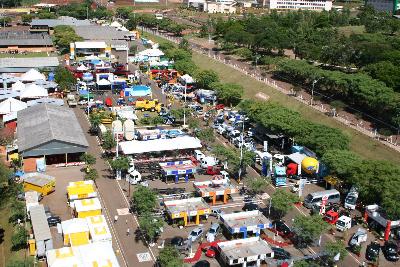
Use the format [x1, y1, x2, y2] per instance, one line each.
[183, 84, 187, 127]
[311, 77, 323, 106]
[237, 120, 245, 184]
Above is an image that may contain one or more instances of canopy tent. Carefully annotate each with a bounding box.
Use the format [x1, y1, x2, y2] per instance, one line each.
[138, 48, 164, 58]
[118, 26, 129, 32]
[85, 55, 100, 60]
[97, 79, 111, 86]
[77, 65, 88, 71]
[11, 81, 25, 92]
[0, 74, 20, 89]
[119, 136, 202, 155]
[34, 80, 58, 89]
[123, 85, 151, 97]
[20, 84, 48, 99]
[0, 90, 19, 101]
[20, 69, 46, 82]
[0, 97, 27, 114]
[180, 74, 195, 84]
[110, 21, 122, 28]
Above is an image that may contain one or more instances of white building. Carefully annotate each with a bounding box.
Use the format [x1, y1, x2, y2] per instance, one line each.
[266, 0, 333, 11]
[204, 0, 237, 13]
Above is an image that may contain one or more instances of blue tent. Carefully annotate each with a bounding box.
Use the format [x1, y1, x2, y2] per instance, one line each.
[48, 72, 55, 81]
[123, 85, 151, 97]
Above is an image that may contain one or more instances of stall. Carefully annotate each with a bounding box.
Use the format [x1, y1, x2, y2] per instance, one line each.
[67, 180, 97, 202]
[61, 218, 90, 247]
[220, 210, 271, 239]
[159, 160, 197, 183]
[22, 172, 55, 196]
[164, 197, 210, 226]
[194, 178, 238, 205]
[217, 237, 274, 267]
[29, 205, 53, 258]
[86, 215, 112, 246]
[73, 198, 102, 218]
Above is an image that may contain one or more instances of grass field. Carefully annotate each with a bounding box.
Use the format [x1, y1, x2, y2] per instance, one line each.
[143, 32, 400, 164]
[338, 25, 365, 36]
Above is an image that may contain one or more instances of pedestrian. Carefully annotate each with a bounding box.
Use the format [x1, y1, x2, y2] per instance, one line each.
[126, 228, 130, 236]
[114, 215, 118, 223]
[125, 219, 128, 225]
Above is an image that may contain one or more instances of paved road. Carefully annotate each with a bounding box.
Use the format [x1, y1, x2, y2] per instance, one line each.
[73, 107, 155, 267]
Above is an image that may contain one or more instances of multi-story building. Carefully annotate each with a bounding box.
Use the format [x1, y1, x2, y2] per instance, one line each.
[265, 0, 333, 11]
[365, 0, 400, 13]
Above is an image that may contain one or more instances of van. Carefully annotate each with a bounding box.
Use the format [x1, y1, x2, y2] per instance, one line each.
[303, 189, 340, 209]
[201, 157, 218, 168]
[194, 150, 205, 162]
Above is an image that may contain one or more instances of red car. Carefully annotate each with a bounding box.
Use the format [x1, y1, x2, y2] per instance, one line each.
[204, 246, 218, 258]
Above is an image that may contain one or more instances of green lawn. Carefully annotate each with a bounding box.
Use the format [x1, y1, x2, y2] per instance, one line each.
[142, 32, 400, 164]
[338, 25, 365, 36]
[0, 52, 55, 58]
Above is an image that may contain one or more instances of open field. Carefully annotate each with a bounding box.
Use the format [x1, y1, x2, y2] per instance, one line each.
[143, 31, 400, 164]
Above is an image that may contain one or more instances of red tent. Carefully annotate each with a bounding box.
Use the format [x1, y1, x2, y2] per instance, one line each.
[286, 163, 298, 176]
[105, 97, 113, 107]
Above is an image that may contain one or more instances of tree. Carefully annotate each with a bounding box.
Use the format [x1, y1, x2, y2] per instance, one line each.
[174, 59, 198, 75]
[11, 226, 27, 251]
[102, 130, 116, 152]
[211, 82, 244, 107]
[132, 186, 157, 214]
[2, 17, 12, 26]
[195, 70, 219, 89]
[195, 128, 215, 145]
[323, 240, 348, 265]
[247, 177, 269, 195]
[270, 190, 300, 218]
[21, 14, 33, 24]
[116, 6, 133, 19]
[138, 213, 164, 244]
[7, 258, 34, 267]
[178, 38, 190, 51]
[293, 260, 321, 267]
[110, 156, 130, 179]
[80, 153, 96, 172]
[292, 215, 330, 246]
[129, 44, 137, 55]
[85, 169, 99, 182]
[53, 25, 83, 54]
[9, 200, 25, 224]
[55, 66, 75, 92]
[158, 246, 183, 267]
[188, 117, 200, 129]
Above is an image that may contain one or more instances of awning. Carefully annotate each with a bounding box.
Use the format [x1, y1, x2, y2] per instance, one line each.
[287, 152, 307, 165]
[119, 136, 202, 154]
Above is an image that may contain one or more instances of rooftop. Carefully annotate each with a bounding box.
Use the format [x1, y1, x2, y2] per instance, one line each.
[164, 197, 210, 215]
[17, 104, 89, 153]
[73, 198, 102, 213]
[218, 237, 273, 261]
[220, 210, 271, 230]
[194, 180, 238, 195]
[0, 31, 53, 46]
[30, 16, 91, 28]
[159, 160, 198, 173]
[73, 25, 128, 40]
[22, 172, 55, 187]
[0, 57, 59, 69]
[30, 205, 52, 241]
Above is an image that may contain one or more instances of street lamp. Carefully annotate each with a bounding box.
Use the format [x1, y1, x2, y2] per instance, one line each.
[237, 120, 245, 184]
[311, 77, 323, 106]
[183, 84, 187, 127]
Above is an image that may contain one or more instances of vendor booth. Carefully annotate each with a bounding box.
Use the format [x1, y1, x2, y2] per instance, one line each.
[159, 160, 197, 183]
[164, 197, 210, 226]
[194, 177, 238, 205]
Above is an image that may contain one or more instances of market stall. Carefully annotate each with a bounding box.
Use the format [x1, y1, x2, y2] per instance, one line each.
[159, 160, 197, 183]
[164, 197, 210, 226]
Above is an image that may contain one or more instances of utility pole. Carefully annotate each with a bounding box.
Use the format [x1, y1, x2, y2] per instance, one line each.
[238, 120, 245, 184]
[183, 84, 187, 127]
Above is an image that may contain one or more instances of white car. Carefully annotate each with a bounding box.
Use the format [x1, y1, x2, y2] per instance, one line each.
[188, 227, 204, 242]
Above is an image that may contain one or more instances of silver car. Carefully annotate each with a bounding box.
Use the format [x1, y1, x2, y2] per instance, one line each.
[188, 227, 204, 242]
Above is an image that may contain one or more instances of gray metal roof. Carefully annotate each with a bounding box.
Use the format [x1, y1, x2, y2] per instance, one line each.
[0, 31, 53, 47]
[0, 57, 59, 69]
[73, 25, 128, 40]
[29, 205, 52, 241]
[17, 103, 89, 152]
[30, 16, 91, 28]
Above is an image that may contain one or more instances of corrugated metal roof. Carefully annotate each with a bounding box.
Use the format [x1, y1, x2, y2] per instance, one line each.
[30, 205, 52, 241]
[0, 31, 53, 47]
[0, 57, 59, 69]
[73, 25, 127, 40]
[17, 103, 89, 152]
[30, 16, 91, 28]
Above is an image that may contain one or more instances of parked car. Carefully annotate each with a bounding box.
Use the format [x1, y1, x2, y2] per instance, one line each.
[188, 227, 204, 242]
[271, 220, 294, 238]
[383, 241, 399, 262]
[366, 241, 380, 262]
[210, 207, 225, 218]
[204, 246, 218, 258]
[170, 236, 184, 247]
[207, 223, 220, 240]
[47, 216, 61, 227]
[349, 228, 368, 247]
[271, 247, 291, 260]
[193, 260, 210, 267]
[242, 202, 259, 211]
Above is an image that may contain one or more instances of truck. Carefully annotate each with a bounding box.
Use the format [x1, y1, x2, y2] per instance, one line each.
[67, 94, 77, 107]
[135, 99, 162, 112]
[323, 210, 339, 225]
[127, 168, 142, 185]
[344, 186, 359, 210]
[349, 228, 368, 247]
[336, 215, 352, 231]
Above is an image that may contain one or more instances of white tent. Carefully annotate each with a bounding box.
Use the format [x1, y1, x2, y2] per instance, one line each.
[85, 55, 100, 60]
[77, 65, 88, 71]
[118, 26, 129, 32]
[0, 97, 27, 114]
[180, 74, 195, 84]
[110, 21, 122, 28]
[20, 84, 48, 99]
[138, 48, 164, 58]
[11, 81, 25, 92]
[20, 69, 46, 82]
[97, 79, 111, 86]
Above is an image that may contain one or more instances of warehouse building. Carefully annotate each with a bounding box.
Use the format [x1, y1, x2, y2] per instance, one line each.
[17, 104, 88, 167]
[0, 57, 59, 73]
[0, 31, 54, 53]
[30, 16, 91, 33]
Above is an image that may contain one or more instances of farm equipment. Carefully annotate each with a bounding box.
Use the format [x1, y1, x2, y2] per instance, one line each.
[135, 99, 162, 112]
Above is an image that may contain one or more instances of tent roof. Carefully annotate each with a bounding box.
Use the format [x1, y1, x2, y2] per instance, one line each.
[11, 81, 25, 91]
[138, 48, 164, 57]
[76, 64, 88, 71]
[287, 152, 307, 165]
[110, 21, 122, 27]
[20, 84, 48, 99]
[180, 74, 195, 83]
[20, 68, 46, 82]
[97, 79, 111, 86]
[119, 136, 202, 154]
[61, 218, 89, 235]
[0, 97, 27, 114]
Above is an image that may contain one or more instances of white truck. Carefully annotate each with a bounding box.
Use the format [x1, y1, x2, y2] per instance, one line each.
[336, 215, 352, 231]
[344, 187, 359, 210]
[127, 168, 142, 185]
[67, 94, 77, 107]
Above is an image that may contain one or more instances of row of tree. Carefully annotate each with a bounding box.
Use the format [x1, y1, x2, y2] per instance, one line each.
[52, 25, 83, 54]
[276, 59, 400, 127]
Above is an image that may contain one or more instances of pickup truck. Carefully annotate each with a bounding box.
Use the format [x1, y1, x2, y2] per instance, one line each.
[67, 94, 77, 107]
